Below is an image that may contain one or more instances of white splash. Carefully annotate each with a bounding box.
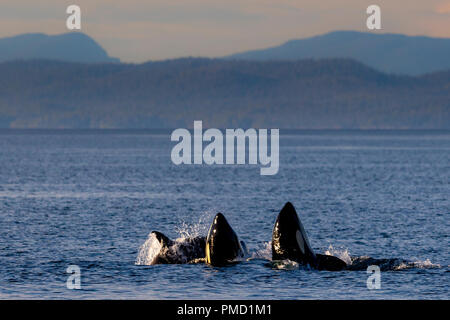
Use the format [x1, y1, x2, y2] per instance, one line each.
[394, 258, 441, 270]
[324, 244, 352, 265]
[250, 241, 272, 260]
[271, 259, 300, 270]
[135, 232, 162, 266]
[412, 258, 441, 268]
[175, 210, 214, 239]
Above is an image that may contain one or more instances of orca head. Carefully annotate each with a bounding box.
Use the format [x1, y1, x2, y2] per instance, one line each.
[147, 231, 174, 264]
[205, 213, 244, 266]
[151, 231, 173, 248]
[272, 202, 317, 267]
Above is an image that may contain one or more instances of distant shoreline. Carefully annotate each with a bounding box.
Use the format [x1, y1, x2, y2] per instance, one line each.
[0, 128, 449, 134]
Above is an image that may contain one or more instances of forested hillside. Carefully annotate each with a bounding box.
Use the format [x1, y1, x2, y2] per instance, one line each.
[0, 58, 448, 129]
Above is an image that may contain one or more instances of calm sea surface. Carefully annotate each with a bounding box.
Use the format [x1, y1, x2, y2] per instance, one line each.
[0, 130, 448, 299]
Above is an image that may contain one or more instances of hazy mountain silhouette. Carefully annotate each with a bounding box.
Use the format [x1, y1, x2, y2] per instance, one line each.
[0, 58, 448, 129]
[0, 32, 119, 63]
[227, 31, 450, 75]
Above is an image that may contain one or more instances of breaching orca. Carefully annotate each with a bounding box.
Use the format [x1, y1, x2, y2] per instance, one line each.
[272, 202, 347, 271]
[205, 213, 246, 266]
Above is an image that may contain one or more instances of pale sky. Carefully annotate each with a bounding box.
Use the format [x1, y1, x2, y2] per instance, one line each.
[1, 0, 449, 62]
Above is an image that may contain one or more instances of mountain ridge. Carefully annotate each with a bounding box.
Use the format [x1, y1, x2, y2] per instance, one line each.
[0, 32, 119, 63]
[227, 31, 450, 75]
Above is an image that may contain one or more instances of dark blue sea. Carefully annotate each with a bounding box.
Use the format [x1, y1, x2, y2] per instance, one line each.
[0, 130, 448, 299]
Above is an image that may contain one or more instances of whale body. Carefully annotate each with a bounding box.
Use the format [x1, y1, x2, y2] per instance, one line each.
[146, 213, 246, 266]
[147, 231, 206, 265]
[272, 202, 347, 271]
[205, 213, 246, 266]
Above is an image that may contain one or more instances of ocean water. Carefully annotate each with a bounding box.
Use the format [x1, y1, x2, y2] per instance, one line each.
[0, 129, 448, 299]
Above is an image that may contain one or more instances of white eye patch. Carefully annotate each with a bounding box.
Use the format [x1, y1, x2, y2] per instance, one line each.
[296, 230, 305, 254]
[299, 223, 313, 253]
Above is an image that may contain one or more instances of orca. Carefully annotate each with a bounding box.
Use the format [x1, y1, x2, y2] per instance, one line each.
[148, 231, 206, 265]
[205, 213, 246, 266]
[315, 253, 348, 271]
[144, 205, 345, 270]
[272, 202, 347, 271]
[146, 213, 246, 266]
